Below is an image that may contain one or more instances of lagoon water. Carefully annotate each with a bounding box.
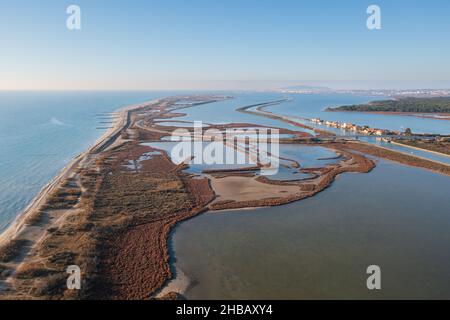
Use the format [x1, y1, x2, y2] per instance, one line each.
[1, 91, 450, 299]
[171, 160, 450, 299]
[165, 92, 450, 299]
[174, 91, 307, 132]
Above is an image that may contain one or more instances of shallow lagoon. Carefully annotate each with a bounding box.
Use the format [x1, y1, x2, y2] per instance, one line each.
[155, 94, 450, 299]
[174, 92, 316, 134]
[144, 141, 339, 180]
[143, 141, 257, 175]
[265, 93, 450, 135]
[278, 144, 339, 168]
[170, 160, 450, 299]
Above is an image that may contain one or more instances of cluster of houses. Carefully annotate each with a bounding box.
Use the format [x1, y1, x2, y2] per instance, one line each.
[310, 118, 400, 136]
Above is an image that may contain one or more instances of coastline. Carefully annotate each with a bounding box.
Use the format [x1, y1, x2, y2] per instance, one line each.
[1, 95, 449, 300]
[0, 98, 162, 247]
[67, 96, 374, 299]
[0, 95, 223, 299]
[326, 109, 450, 121]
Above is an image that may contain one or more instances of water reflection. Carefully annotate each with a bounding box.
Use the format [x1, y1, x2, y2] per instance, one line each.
[170, 161, 450, 299]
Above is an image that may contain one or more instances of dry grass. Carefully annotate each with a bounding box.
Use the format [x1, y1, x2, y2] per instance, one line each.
[156, 180, 183, 191]
[346, 141, 450, 176]
[393, 139, 450, 156]
[210, 145, 375, 211]
[24, 210, 46, 226]
[15, 264, 55, 280]
[5, 138, 198, 299]
[43, 187, 81, 210]
[0, 239, 30, 263]
[0, 263, 7, 277]
[30, 273, 68, 297]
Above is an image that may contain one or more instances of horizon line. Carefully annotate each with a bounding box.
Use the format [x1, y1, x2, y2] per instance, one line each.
[2, 87, 450, 92]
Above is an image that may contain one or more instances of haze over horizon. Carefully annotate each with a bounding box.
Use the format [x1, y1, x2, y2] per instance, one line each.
[1, 0, 450, 91]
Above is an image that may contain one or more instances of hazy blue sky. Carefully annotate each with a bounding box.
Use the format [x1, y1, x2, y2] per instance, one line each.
[1, 0, 450, 90]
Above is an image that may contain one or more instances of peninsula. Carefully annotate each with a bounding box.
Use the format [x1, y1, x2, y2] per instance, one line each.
[0, 95, 449, 300]
[327, 97, 450, 117]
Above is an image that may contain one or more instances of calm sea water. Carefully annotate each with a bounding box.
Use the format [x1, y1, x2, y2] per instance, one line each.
[0, 91, 184, 232]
